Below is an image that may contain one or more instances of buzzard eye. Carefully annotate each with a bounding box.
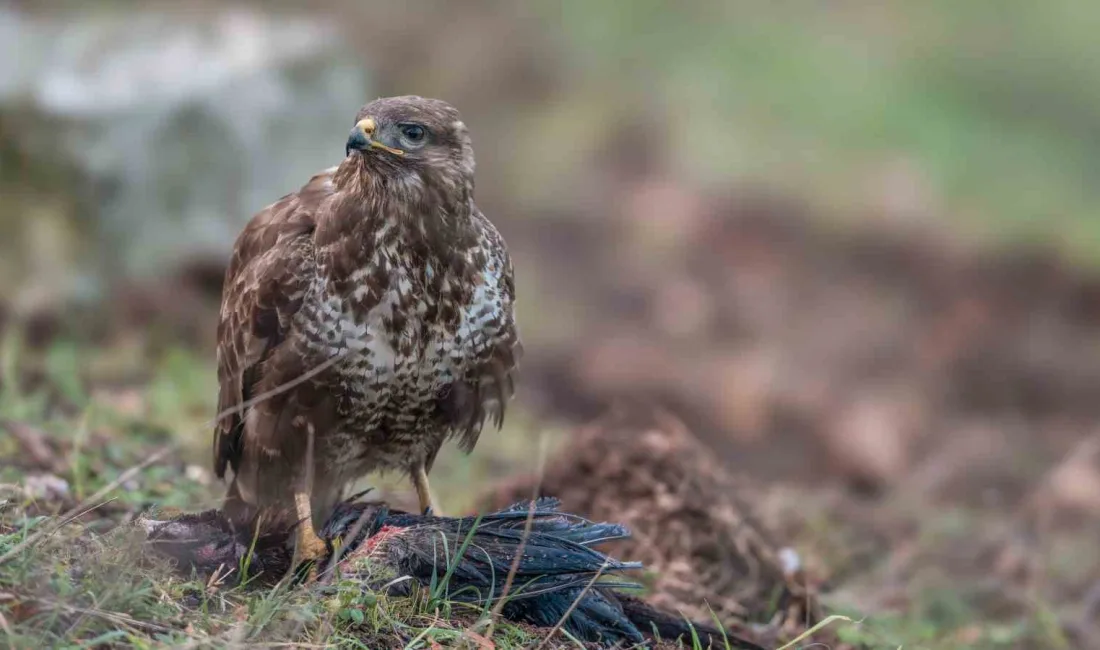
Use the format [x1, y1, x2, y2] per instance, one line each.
[399, 123, 427, 143]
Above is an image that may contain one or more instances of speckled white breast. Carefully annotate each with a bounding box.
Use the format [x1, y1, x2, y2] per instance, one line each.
[296, 241, 504, 438]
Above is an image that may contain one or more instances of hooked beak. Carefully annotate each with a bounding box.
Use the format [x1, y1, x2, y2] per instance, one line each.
[346, 117, 405, 157]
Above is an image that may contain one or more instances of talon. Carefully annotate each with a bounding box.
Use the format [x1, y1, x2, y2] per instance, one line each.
[291, 491, 329, 580]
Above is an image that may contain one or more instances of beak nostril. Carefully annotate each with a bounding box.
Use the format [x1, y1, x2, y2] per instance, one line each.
[357, 118, 376, 136]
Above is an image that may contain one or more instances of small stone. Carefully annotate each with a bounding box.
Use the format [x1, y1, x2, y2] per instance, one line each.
[185, 464, 211, 485]
[778, 547, 802, 577]
[23, 473, 70, 500]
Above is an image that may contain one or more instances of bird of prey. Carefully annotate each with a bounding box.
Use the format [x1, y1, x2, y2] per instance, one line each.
[212, 96, 521, 567]
[144, 498, 765, 649]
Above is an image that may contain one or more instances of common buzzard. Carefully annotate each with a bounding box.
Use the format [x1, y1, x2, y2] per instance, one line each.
[213, 96, 521, 564]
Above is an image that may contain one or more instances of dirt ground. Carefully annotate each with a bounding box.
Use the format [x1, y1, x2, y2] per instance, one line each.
[11, 175, 1100, 647]
[481, 187, 1100, 648]
[16, 193, 1092, 647]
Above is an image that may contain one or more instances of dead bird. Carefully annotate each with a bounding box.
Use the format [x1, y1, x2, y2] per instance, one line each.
[144, 497, 764, 649]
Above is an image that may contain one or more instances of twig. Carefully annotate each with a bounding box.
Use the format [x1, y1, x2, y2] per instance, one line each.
[28, 596, 175, 634]
[211, 350, 353, 427]
[0, 446, 172, 566]
[533, 560, 611, 650]
[321, 496, 378, 578]
[52, 497, 119, 533]
[487, 498, 536, 622]
[774, 614, 855, 650]
[484, 430, 549, 641]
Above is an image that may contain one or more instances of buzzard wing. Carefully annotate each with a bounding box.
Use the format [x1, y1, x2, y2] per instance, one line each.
[442, 208, 523, 455]
[213, 171, 332, 481]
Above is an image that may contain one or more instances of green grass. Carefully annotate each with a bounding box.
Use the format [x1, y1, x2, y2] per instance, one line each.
[0, 450, 554, 648]
[0, 508, 553, 648]
[0, 336, 593, 649]
[545, 0, 1100, 266]
[1, 331, 1091, 649]
[2, 315, 1097, 648]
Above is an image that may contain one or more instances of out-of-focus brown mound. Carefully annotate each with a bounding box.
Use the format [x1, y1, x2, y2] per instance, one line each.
[483, 410, 821, 646]
[484, 409, 1100, 647]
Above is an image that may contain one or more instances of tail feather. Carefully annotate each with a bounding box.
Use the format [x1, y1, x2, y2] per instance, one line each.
[499, 587, 644, 646]
[617, 595, 765, 650]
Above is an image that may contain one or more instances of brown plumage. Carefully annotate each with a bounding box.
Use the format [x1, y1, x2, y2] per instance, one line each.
[212, 96, 520, 562]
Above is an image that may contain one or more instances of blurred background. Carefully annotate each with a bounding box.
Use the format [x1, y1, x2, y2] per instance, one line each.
[3, 1, 1100, 647]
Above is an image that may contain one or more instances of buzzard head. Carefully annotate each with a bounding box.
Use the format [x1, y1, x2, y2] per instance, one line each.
[343, 95, 475, 197]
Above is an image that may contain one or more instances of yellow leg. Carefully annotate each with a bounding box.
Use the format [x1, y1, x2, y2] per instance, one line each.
[412, 462, 437, 516]
[292, 491, 328, 568]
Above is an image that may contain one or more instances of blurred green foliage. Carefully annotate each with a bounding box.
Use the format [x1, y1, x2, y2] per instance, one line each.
[551, 0, 1100, 260]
